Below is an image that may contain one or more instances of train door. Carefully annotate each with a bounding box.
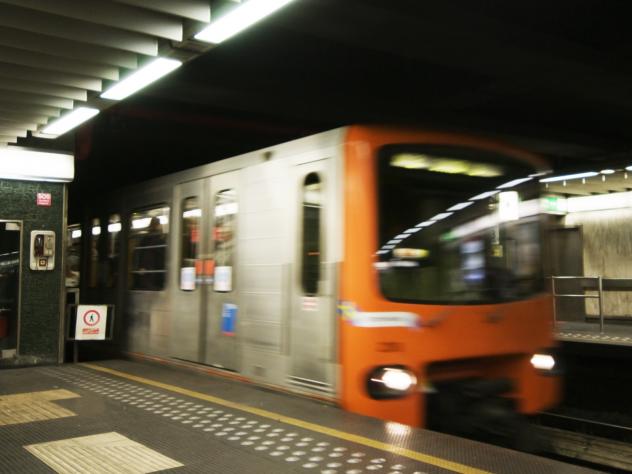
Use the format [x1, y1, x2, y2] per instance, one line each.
[171, 179, 207, 362]
[289, 159, 337, 392]
[0, 220, 21, 359]
[204, 171, 240, 370]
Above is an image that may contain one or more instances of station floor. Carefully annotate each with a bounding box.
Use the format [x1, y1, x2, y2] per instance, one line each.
[0, 359, 599, 474]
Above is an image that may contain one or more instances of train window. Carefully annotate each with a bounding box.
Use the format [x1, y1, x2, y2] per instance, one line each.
[106, 214, 121, 288]
[377, 145, 544, 304]
[180, 197, 200, 291]
[301, 173, 322, 296]
[212, 189, 236, 292]
[88, 218, 100, 288]
[129, 206, 169, 291]
[66, 225, 81, 288]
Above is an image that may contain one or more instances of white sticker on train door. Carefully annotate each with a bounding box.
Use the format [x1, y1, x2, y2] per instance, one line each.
[301, 296, 319, 311]
[214, 266, 232, 292]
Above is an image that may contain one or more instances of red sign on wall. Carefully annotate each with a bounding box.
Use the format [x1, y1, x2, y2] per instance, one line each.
[36, 193, 52, 207]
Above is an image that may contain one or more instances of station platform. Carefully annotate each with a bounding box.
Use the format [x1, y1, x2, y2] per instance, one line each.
[557, 321, 632, 346]
[0, 359, 598, 474]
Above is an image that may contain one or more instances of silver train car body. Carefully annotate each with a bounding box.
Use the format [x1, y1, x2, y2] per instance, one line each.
[83, 128, 346, 396]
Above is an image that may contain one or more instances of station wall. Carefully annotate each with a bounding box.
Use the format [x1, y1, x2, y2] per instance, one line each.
[0, 179, 65, 365]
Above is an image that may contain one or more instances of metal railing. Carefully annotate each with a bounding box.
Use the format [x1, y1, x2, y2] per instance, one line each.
[551, 276, 632, 334]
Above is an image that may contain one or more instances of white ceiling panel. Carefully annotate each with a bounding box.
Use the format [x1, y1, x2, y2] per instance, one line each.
[0, 0, 216, 150]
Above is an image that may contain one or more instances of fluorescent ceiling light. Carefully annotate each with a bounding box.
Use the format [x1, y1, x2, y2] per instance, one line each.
[387, 239, 402, 244]
[539, 171, 598, 183]
[195, 0, 296, 44]
[415, 221, 435, 228]
[101, 58, 182, 100]
[403, 228, 420, 234]
[41, 107, 99, 137]
[497, 177, 532, 189]
[600, 169, 615, 175]
[92, 226, 101, 236]
[469, 190, 500, 201]
[430, 212, 453, 221]
[108, 223, 122, 233]
[71, 229, 82, 239]
[395, 234, 409, 239]
[626, 165, 632, 171]
[382, 245, 395, 250]
[447, 202, 473, 211]
[0, 147, 74, 182]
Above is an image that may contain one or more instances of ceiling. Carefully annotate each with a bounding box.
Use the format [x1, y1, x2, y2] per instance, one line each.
[3, 1, 632, 217]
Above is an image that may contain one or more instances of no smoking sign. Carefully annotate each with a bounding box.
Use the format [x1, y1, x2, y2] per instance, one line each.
[75, 305, 107, 340]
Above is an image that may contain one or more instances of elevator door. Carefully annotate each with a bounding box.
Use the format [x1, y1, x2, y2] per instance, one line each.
[0, 221, 21, 358]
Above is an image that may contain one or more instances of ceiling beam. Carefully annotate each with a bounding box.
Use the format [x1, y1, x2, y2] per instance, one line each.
[0, 117, 38, 131]
[114, 0, 211, 22]
[0, 77, 86, 101]
[0, 101, 61, 117]
[0, 26, 137, 69]
[0, 3, 158, 56]
[0, 126, 27, 137]
[0, 62, 101, 91]
[0, 45, 119, 80]
[0, 89, 73, 109]
[0, 109, 49, 125]
[0, 0, 183, 41]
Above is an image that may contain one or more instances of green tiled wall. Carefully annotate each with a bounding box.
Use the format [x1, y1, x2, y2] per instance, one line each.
[0, 179, 65, 365]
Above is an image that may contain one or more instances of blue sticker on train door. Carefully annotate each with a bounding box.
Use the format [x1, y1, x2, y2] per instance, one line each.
[221, 303, 237, 336]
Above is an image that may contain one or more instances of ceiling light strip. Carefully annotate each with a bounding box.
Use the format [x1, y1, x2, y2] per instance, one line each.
[101, 57, 182, 100]
[195, 0, 297, 44]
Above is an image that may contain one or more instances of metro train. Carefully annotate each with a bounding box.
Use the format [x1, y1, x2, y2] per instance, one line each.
[77, 125, 560, 446]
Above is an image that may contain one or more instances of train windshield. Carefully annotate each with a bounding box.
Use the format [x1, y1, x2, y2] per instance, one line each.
[377, 144, 544, 304]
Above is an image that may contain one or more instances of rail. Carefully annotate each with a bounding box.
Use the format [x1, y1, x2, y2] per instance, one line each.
[551, 276, 632, 333]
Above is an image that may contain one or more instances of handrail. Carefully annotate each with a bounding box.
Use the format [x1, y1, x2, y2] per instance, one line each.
[550, 276, 604, 333]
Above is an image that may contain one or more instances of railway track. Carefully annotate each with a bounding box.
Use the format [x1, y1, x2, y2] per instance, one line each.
[540, 412, 632, 472]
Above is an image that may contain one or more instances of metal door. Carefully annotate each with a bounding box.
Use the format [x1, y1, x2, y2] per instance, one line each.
[170, 179, 208, 362]
[289, 159, 336, 392]
[0, 220, 21, 358]
[204, 171, 240, 370]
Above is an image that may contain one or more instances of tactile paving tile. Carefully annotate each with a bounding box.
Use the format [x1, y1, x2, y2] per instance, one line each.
[25, 432, 183, 474]
[42, 366, 434, 474]
[0, 390, 79, 426]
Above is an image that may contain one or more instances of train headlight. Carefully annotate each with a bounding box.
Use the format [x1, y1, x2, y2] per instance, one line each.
[530, 353, 555, 371]
[367, 366, 418, 399]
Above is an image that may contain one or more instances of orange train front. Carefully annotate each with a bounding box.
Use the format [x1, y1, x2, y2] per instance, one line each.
[339, 126, 560, 447]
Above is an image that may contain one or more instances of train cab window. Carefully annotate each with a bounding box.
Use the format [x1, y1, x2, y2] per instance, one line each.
[212, 189, 236, 292]
[129, 206, 169, 291]
[66, 225, 81, 288]
[106, 214, 121, 288]
[377, 145, 543, 304]
[180, 197, 200, 291]
[88, 218, 101, 288]
[301, 173, 322, 296]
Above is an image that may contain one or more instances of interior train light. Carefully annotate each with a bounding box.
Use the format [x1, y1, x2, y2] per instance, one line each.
[497, 177, 532, 189]
[390, 153, 503, 177]
[41, 107, 99, 137]
[183, 208, 202, 218]
[447, 201, 473, 211]
[195, 0, 297, 44]
[367, 366, 418, 399]
[108, 223, 122, 233]
[626, 165, 632, 171]
[393, 248, 429, 259]
[132, 218, 151, 229]
[101, 58, 182, 100]
[71, 229, 82, 239]
[0, 147, 74, 182]
[469, 190, 499, 201]
[92, 226, 101, 236]
[539, 171, 598, 183]
[530, 354, 555, 371]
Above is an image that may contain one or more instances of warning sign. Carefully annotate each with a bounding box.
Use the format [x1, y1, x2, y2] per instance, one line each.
[75, 305, 107, 340]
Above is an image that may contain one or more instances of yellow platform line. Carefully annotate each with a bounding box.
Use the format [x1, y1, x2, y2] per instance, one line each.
[83, 363, 489, 474]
